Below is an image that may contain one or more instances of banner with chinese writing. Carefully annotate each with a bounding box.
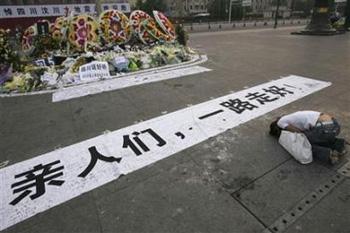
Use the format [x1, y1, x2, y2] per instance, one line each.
[0, 3, 130, 19]
[0, 75, 331, 231]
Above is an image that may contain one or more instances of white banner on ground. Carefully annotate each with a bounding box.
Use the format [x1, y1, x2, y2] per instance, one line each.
[0, 3, 130, 19]
[0, 75, 331, 231]
[53, 65, 212, 102]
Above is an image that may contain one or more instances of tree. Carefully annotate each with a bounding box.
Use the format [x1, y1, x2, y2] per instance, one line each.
[271, 0, 288, 7]
[172, 1, 185, 18]
[142, 0, 167, 15]
[175, 24, 188, 46]
[293, 0, 314, 15]
[135, 0, 144, 10]
[208, 0, 230, 20]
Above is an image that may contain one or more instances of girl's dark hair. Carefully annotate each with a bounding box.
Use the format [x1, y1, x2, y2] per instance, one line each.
[269, 118, 282, 138]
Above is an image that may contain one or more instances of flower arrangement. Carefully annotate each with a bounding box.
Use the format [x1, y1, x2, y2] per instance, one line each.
[0, 10, 197, 94]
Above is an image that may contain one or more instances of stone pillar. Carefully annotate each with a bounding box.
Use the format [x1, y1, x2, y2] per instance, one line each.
[299, 0, 337, 35]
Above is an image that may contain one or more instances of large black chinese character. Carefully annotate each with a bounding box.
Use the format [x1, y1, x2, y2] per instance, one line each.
[10, 161, 64, 205]
[53, 7, 60, 14]
[30, 8, 37, 15]
[220, 98, 258, 114]
[16, 8, 25, 15]
[64, 6, 70, 16]
[41, 7, 49, 15]
[263, 86, 294, 97]
[245, 92, 279, 105]
[74, 6, 81, 13]
[84, 5, 91, 12]
[4, 8, 12, 16]
[123, 128, 166, 156]
[198, 109, 224, 120]
[78, 146, 122, 178]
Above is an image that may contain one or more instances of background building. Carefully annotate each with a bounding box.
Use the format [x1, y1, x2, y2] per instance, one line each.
[129, 0, 210, 17]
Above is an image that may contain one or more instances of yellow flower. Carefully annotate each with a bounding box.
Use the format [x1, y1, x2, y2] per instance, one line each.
[4, 75, 25, 91]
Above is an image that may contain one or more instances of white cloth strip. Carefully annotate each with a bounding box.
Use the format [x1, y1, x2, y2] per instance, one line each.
[0, 75, 331, 230]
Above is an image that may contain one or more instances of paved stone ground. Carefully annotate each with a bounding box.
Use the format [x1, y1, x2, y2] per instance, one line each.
[1, 26, 350, 233]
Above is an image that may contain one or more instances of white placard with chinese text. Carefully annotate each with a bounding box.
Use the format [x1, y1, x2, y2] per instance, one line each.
[0, 75, 331, 231]
[79, 61, 110, 82]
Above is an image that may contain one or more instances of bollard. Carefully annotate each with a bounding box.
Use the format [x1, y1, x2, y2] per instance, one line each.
[283, 20, 285, 25]
[254, 22, 257, 26]
[208, 23, 211, 30]
[243, 23, 246, 27]
[232, 23, 236, 28]
[219, 24, 222, 29]
[190, 23, 193, 31]
[264, 22, 267, 26]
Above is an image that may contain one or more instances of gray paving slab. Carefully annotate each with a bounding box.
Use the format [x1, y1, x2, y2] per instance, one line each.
[69, 91, 142, 140]
[165, 71, 232, 106]
[188, 121, 291, 193]
[3, 193, 101, 233]
[284, 179, 350, 233]
[118, 81, 189, 118]
[0, 97, 76, 165]
[91, 142, 194, 199]
[94, 161, 265, 233]
[190, 30, 349, 87]
[234, 159, 337, 226]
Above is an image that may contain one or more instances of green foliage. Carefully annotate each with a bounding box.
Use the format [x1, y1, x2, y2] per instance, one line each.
[135, 0, 144, 10]
[23, 67, 46, 92]
[208, 0, 229, 20]
[136, 0, 167, 15]
[31, 35, 60, 58]
[175, 24, 188, 47]
[0, 29, 22, 72]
